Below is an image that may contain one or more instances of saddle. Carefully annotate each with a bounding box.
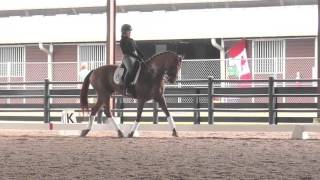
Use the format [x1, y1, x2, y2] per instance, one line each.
[113, 61, 142, 86]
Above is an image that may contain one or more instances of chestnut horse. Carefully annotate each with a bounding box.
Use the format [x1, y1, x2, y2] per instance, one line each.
[80, 51, 182, 137]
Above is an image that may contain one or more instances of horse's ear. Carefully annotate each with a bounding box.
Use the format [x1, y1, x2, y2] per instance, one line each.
[178, 55, 184, 62]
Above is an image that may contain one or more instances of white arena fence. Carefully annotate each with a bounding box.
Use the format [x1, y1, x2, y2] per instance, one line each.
[0, 122, 319, 140]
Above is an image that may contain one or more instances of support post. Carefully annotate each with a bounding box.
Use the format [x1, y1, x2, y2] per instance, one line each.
[107, 0, 116, 115]
[268, 77, 277, 124]
[208, 76, 214, 124]
[44, 79, 50, 123]
[106, 0, 116, 65]
[317, 0, 320, 118]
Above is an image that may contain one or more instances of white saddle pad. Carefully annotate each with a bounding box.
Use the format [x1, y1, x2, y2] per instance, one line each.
[113, 64, 142, 85]
[113, 67, 125, 85]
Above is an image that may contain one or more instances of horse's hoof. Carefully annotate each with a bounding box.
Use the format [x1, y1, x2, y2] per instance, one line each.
[172, 129, 178, 137]
[127, 132, 134, 138]
[117, 130, 125, 138]
[80, 129, 90, 137]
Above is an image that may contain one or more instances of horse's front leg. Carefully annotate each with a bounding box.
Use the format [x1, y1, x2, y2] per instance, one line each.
[128, 100, 145, 138]
[156, 96, 178, 137]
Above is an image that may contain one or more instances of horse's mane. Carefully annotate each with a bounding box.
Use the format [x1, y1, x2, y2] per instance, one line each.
[146, 51, 176, 62]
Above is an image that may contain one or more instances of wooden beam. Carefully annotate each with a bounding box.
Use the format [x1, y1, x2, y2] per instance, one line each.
[107, 0, 116, 114]
[106, 0, 116, 65]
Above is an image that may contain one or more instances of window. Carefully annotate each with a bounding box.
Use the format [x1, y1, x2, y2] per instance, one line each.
[253, 40, 285, 74]
[0, 46, 25, 77]
[78, 44, 106, 72]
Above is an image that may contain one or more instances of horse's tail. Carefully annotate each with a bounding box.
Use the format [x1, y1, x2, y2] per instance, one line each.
[80, 70, 94, 112]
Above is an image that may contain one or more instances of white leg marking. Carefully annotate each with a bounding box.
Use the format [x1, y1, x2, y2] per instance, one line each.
[108, 117, 121, 131]
[167, 116, 176, 130]
[130, 121, 140, 133]
[87, 115, 95, 130]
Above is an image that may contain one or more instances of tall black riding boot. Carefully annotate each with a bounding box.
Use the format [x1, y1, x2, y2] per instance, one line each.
[126, 84, 135, 97]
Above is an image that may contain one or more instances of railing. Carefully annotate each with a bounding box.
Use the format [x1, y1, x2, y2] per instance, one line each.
[1, 78, 320, 124]
[208, 77, 320, 124]
[113, 79, 208, 124]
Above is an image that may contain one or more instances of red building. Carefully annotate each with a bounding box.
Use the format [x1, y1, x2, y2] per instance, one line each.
[0, 0, 317, 85]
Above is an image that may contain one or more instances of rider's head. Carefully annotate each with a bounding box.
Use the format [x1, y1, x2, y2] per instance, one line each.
[121, 24, 132, 37]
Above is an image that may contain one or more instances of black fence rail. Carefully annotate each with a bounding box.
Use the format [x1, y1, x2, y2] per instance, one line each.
[209, 77, 320, 124]
[1, 77, 320, 124]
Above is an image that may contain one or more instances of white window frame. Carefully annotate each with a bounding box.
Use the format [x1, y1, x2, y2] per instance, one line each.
[252, 39, 285, 75]
[0, 45, 26, 78]
[77, 43, 107, 80]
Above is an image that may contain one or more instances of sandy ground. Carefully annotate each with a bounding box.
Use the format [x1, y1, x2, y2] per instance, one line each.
[0, 130, 320, 180]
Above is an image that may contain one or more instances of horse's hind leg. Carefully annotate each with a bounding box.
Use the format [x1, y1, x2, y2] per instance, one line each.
[128, 100, 145, 138]
[104, 96, 124, 138]
[80, 98, 103, 137]
[156, 96, 178, 137]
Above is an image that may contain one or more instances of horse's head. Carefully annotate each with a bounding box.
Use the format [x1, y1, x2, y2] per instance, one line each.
[147, 51, 183, 83]
[165, 53, 182, 83]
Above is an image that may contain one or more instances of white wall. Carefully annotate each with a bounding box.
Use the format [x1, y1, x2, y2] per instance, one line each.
[0, 5, 317, 44]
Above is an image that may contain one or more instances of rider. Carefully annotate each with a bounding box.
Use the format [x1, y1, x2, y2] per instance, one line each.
[120, 24, 145, 96]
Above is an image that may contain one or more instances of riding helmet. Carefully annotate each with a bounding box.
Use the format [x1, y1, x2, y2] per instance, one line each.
[121, 24, 132, 33]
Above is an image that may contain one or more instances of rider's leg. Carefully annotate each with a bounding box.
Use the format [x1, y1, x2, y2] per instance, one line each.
[131, 61, 140, 85]
[123, 56, 135, 94]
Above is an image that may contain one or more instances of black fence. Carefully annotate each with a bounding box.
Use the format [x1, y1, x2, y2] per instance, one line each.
[1, 77, 320, 124]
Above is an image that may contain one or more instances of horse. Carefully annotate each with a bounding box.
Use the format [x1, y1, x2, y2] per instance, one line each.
[80, 51, 182, 137]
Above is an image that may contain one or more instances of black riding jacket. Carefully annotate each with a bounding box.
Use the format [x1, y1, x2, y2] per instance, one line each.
[120, 36, 145, 61]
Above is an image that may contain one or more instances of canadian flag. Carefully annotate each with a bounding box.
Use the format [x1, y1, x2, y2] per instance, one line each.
[228, 39, 252, 81]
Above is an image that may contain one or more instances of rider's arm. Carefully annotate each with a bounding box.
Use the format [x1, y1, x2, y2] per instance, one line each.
[136, 48, 145, 61]
[128, 38, 145, 61]
[120, 37, 138, 58]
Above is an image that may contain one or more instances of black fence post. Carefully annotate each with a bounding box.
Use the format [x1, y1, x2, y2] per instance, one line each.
[317, 79, 320, 119]
[208, 76, 213, 124]
[116, 96, 120, 117]
[268, 77, 276, 124]
[153, 100, 159, 124]
[96, 108, 103, 124]
[193, 89, 201, 124]
[120, 96, 124, 124]
[44, 79, 50, 123]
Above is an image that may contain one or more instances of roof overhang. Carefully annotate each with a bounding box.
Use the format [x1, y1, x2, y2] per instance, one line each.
[0, 0, 317, 16]
[0, 5, 317, 44]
